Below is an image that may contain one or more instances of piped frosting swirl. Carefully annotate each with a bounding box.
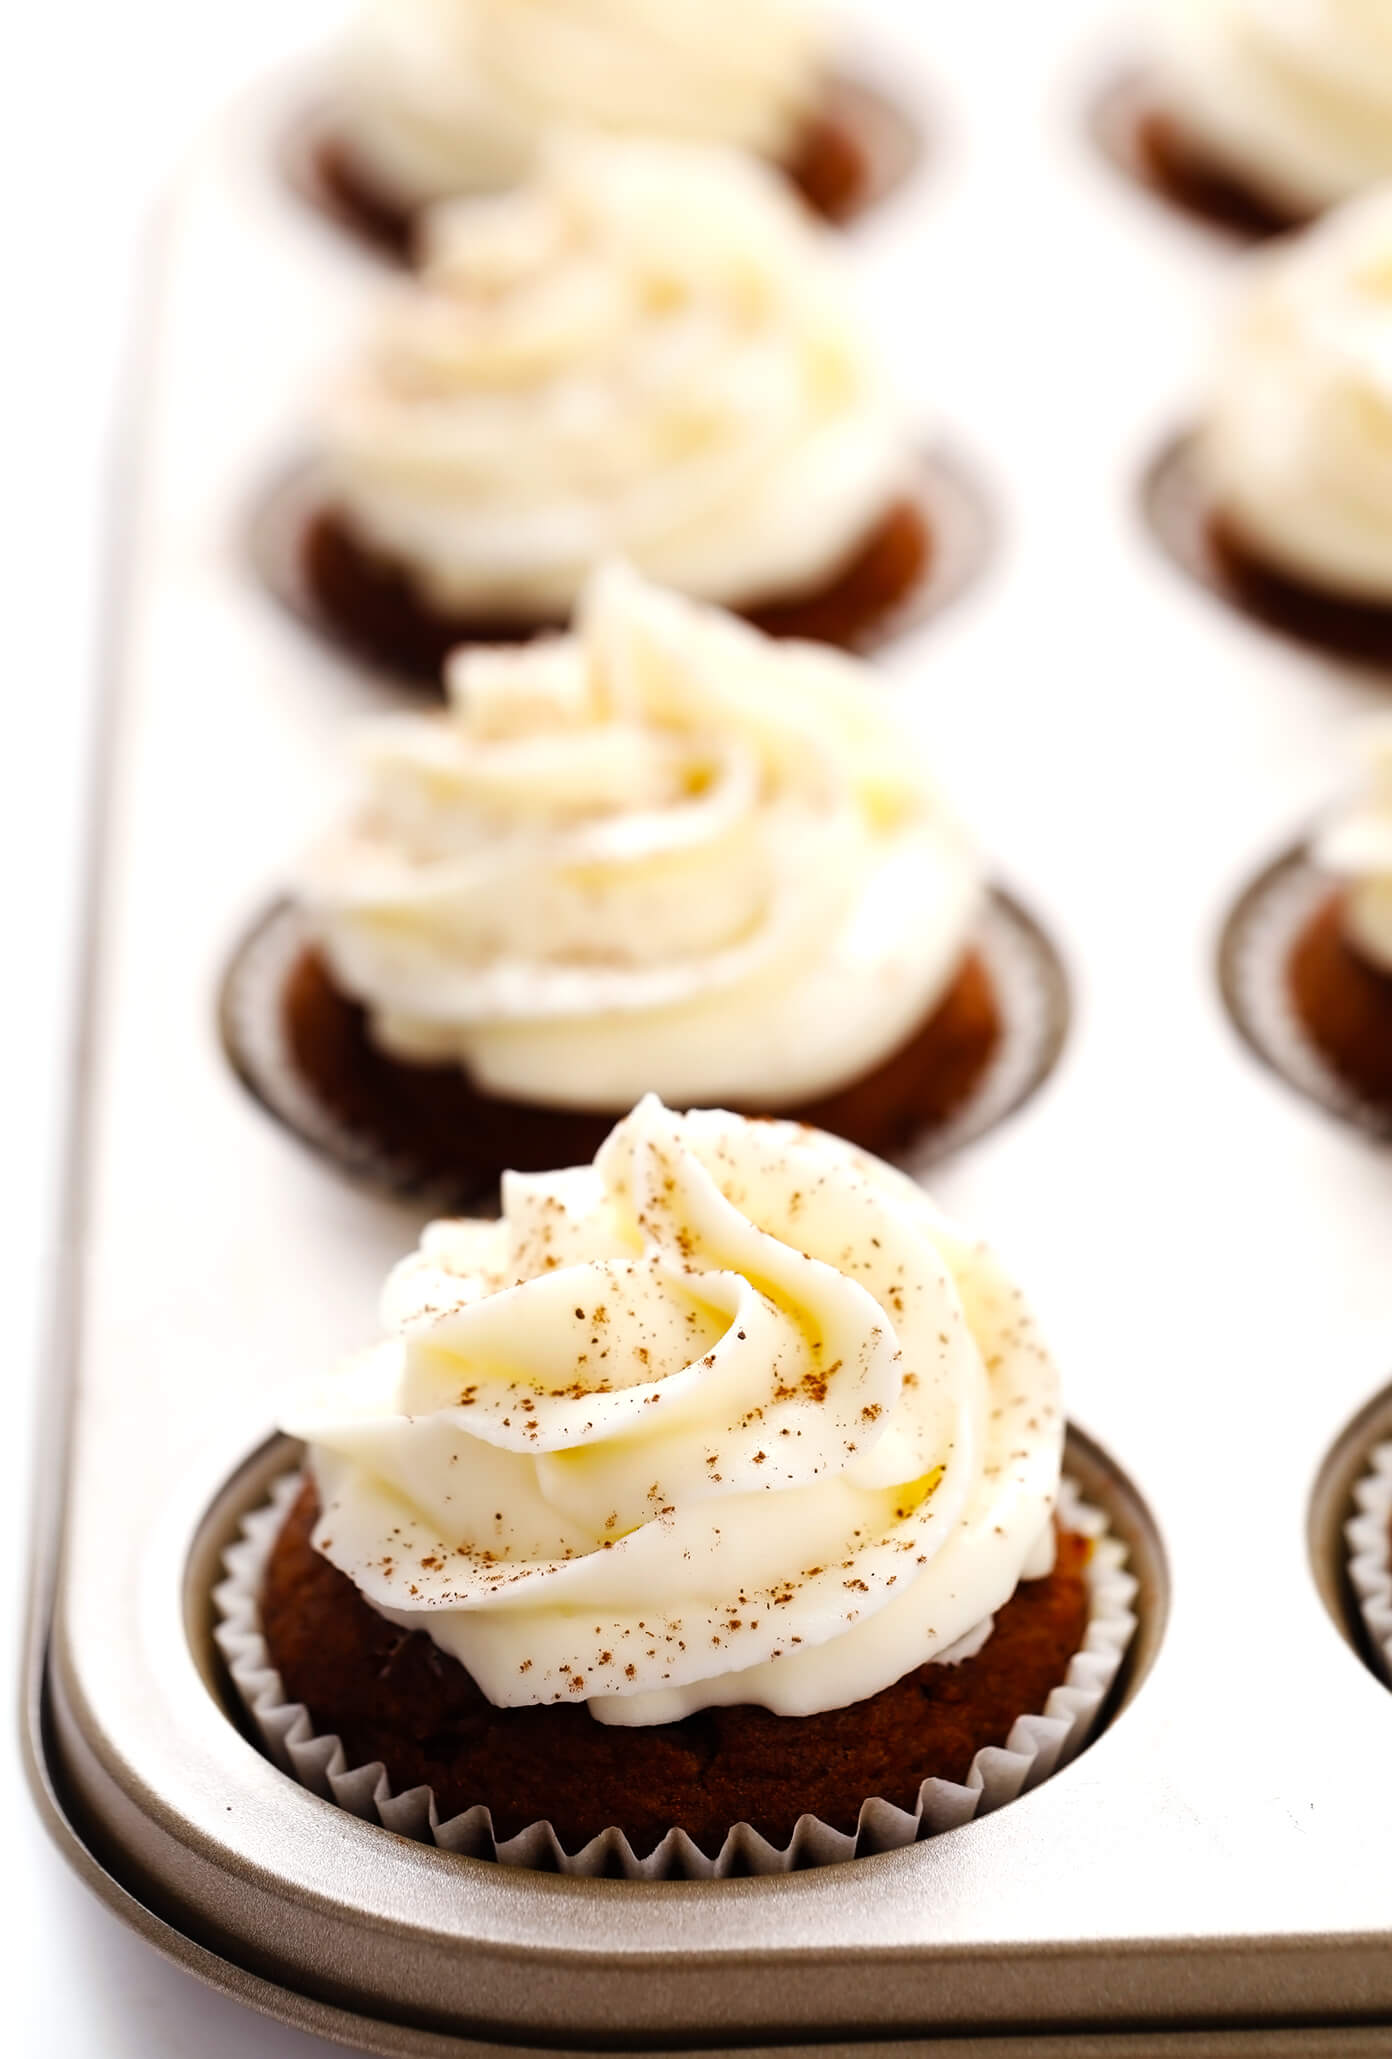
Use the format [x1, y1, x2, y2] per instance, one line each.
[284, 1098, 1064, 1725]
[298, 564, 980, 1111]
[337, 0, 830, 211]
[1151, 0, 1392, 217]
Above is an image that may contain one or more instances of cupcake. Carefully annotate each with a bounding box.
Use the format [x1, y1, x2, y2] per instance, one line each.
[273, 134, 948, 683]
[309, 0, 907, 254]
[235, 564, 1027, 1195]
[1164, 188, 1392, 660]
[1288, 721, 1392, 1110]
[216, 1097, 1136, 1870]
[1139, 0, 1392, 233]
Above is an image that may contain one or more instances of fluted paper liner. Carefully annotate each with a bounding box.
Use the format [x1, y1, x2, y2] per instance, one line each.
[219, 888, 1071, 1209]
[1346, 1440, 1392, 1679]
[213, 1473, 1137, 1880]
[1217, 841, 1392, 1143]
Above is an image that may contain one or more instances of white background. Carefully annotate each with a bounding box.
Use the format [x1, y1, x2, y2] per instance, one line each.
[5, 11, 358, 2053]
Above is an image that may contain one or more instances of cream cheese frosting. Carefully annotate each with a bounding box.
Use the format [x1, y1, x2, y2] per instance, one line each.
[284, 1097, 1064, 1726]
[336, 0, 831, 212]
[1318, 718, 1392, 973]
[298, 563, 980, 1111]
[1150, 0, 1392, 217]
[321, 133, 908, 621]
[1201, 186, 1392, 602]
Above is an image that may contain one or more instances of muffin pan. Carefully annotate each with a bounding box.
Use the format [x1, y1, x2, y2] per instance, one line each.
[217, 882, 1068, 1206]
[23, 1, 1392, 2049]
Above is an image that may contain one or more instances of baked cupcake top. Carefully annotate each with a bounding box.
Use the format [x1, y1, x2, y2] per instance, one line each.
[1150, 0, 1392, 217]
[283, 1096, 1064, 1726]
[1318, 718, 1392, 972]
[336, 0, 830, 212]
[321, 133, 907, 621]
[298, 563, 980, 1109]
[1201, 186, 1392, 601]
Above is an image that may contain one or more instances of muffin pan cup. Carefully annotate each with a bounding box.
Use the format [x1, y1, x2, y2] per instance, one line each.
[213, 1473, 1136, 1881]
[26, 8, 1392, 2051]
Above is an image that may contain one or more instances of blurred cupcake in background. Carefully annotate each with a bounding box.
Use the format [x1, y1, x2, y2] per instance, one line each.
[308, 0, 914, 255]
[226, 565, 1056, 1197]
[1289, 720, 1392, 1111]
[279, 135, 951, 682]
[1140, 0, 1392, 233]
[1151, 188, 1392, 660]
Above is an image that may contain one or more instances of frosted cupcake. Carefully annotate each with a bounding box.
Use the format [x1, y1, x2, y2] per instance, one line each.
[238, 565, 1018, 1194]
[216, 1098, 1136, 1869]
[1288, 721, 1392, 1109]
[1138, 0, 1392, 233]
[308, 0, 911, 255]
[1162, 189, 1392, 659]
[279, 134, 942, 683]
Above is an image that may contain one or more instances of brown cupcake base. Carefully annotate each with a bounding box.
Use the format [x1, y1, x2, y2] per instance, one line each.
[289, 76, 922, 265]
[1091, 70, 1307, 240]
[278, 942, 1002, 1192]
[1142, 431, 1392, 671]
[1288, 893, 1392, 1112]
[260, 1478, 1091, 1855]
[249, 444, 989, 688]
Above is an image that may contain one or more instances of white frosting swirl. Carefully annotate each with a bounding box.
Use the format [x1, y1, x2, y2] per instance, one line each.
[284, 1098, 1064, 1725]
[299, 564, 980, 1110]
[1201, 186, 1392, 601]
[1318, 718, 1392, 972]
[337, 0, 830, 211]
[322, 134, 907, 621]
[1151, 0, 1392, 215]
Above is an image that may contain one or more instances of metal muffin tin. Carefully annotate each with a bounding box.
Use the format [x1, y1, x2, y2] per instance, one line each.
[22, 1, 1392, 2048]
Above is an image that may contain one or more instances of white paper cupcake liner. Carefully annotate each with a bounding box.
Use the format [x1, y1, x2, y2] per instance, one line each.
[219, 889, 1071, 1210]
[1346, 1440, 1392, 1679]
[1217, 841, 1392, 1144]
[212, 1472, 1137, 1882]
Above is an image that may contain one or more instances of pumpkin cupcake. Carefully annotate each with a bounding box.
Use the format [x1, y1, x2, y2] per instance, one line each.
[215, 1098, 1136, 1873]
[261, 134, 966, 683]
[1139, 0, 1392, 234]
[223, 565, 1067, 1198]
[308, 0, 912, 253]
[1150, 187, 1392, 661]
[1289, 721, 1392, 1111]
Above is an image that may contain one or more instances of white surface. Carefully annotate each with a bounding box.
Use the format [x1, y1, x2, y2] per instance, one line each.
[8, 1, 1392, 2054]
